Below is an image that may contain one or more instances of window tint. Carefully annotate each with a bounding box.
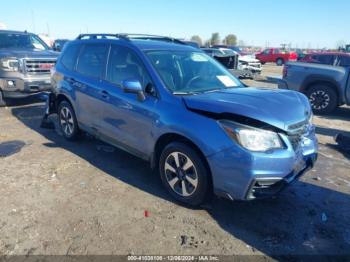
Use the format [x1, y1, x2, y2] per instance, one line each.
[60, 44, 80, 70]
[273, 49, 280, 54]
[263, 49, 270, 55]
[339, 55, 350, 67]
[107, 46, 153, 92]
[76, 44, 109, 78]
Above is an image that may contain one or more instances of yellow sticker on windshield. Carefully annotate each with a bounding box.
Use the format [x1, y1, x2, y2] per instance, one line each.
[217, 75, 238, 87]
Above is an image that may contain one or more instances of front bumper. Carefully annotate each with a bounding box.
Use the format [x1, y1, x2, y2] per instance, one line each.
[207, 131, 318, 201]
[0, 75, 52, 98]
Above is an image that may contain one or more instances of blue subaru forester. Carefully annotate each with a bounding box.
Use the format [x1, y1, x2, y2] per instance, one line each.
[48, 34, 318, 206]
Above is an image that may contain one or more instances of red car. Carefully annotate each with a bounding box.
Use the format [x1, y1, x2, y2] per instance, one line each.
[300, 52, 350, 66]
[255, 48, 297, 66]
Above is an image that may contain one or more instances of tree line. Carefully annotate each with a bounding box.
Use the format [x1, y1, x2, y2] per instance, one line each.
[190, 33, 237, 47]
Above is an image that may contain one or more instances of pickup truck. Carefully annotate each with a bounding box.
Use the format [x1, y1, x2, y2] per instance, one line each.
[256, 48, 297, 66]
[279, 62, 350, 114]
[0, 30, 59, 106]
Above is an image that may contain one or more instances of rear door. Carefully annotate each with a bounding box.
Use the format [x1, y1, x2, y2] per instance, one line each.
[74, 43, 109, 132]
[261, 48, 272, 62]
[272, 48, 281, 61]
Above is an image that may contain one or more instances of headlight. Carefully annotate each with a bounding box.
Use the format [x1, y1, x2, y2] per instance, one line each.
[219, 120, 284, 152]
[0, 58, 19, 71]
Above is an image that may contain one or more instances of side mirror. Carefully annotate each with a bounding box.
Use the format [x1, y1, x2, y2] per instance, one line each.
[122, 79, 146, 101]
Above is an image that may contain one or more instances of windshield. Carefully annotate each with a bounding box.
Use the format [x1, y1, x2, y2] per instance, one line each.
[147, 50, 242, 94]
[221, 49, 236, 56]
[0, 33, 49, 50]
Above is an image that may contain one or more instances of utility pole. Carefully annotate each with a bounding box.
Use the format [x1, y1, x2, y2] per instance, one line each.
[46, 22, 50, 36]
[31, 10, 36, 33]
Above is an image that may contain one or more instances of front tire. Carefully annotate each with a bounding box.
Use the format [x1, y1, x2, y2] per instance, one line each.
[159, 142, 210, 206]
[58, 100, 80, 140]
[306, 84, 338, 114]
[0, 90, 6, 107]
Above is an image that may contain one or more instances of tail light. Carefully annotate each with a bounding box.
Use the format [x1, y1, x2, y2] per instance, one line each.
[283, 65, 289, 78]
[289, 52, 297, 61]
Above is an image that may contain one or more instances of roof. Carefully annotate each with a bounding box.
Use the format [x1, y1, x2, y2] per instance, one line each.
[0, 30, 31, 35]
[305, 52, 350, 56]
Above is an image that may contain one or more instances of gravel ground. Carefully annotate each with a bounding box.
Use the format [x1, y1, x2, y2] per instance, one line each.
[0, 64, 349, 258]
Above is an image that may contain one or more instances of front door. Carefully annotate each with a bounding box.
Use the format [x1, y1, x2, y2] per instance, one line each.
[99, 45, 159, 158]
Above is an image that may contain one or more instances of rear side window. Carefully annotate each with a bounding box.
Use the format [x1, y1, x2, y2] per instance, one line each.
[76, 44, 109, 78]
[311, 55, 334, 65]
[60, 44, 80, 70]
[339, 55, 350, 67]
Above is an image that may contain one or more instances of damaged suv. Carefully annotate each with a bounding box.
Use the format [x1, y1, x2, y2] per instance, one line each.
[48, 34, 318, 206]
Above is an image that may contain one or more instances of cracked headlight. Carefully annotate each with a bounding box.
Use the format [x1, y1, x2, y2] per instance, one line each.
[0, 58, 19, 71]
[219, 120, 284, 152]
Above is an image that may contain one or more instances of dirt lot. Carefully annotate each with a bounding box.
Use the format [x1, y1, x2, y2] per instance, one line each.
[0, 64, 350, 258]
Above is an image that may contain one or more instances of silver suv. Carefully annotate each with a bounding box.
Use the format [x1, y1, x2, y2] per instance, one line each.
[0, 30, 58, 106]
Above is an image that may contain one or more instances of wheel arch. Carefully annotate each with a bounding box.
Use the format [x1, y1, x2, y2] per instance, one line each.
[151, 133, 213, 189]
[301, 77, 341, 104]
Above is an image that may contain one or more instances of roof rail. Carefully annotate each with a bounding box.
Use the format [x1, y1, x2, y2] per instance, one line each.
[118, 34, 186, 45]
[76, 33, 186, 45]
[76, 34, 129, 41]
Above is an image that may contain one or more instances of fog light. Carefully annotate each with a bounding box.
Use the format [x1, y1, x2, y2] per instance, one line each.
[7, 80, 15, 87]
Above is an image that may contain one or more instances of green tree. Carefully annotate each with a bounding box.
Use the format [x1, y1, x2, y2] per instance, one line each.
[224, 34, 237, 45]
[210, 33, 221, 46]
[190, 35, 203, 46]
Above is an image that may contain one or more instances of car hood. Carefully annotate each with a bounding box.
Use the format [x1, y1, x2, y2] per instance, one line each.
[239, 55, 260, 63]
[183, 87, 312, 131]
[0, 48, 59, 59]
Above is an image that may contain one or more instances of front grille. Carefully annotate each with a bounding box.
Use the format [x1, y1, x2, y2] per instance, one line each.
[24, 59, 56, 74]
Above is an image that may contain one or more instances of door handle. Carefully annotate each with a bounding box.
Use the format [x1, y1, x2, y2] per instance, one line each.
[67, 78, 84, 88]
[100, 90, 110, 100]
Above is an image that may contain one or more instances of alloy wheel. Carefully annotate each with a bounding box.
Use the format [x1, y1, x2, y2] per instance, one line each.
[309, 90, 330, 110]
[164, 152, 198, 197]
[60, 106, 74, 136]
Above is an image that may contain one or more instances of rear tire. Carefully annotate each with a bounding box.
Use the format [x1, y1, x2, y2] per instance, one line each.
[306, 84, 338, 114]
[276, 58, 284, 66]
[58, 100, 80, 140]
[159, 142, 210, 206]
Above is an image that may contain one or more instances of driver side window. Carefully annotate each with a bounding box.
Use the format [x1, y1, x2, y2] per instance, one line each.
[106, 46, 156, 96]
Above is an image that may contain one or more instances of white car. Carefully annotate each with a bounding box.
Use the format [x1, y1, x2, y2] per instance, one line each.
[219, 48, 262, 79]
